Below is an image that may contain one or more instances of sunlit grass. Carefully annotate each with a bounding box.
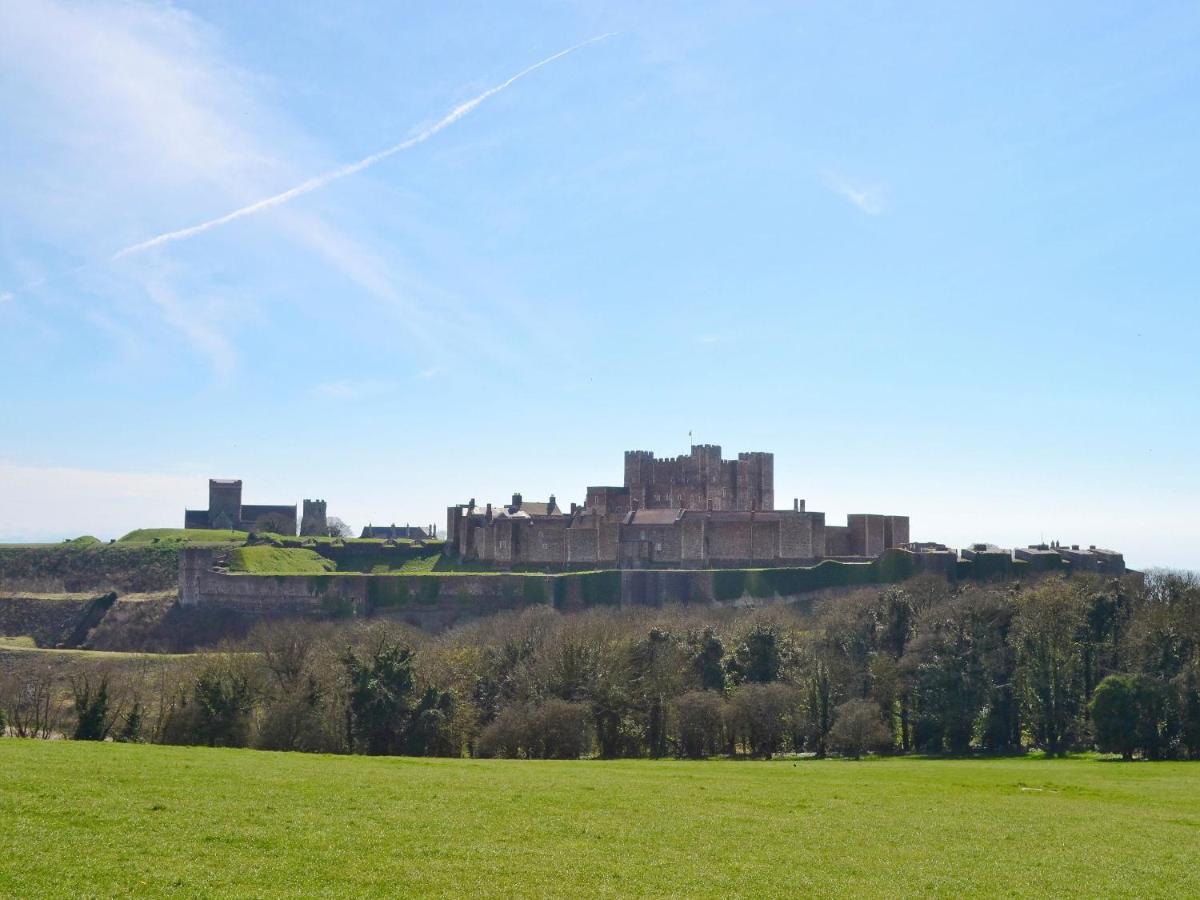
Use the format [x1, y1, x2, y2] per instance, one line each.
[1, 741, 1196, 897]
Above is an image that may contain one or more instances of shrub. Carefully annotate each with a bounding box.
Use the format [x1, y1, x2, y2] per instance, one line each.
[673, 691, 727, 759]
[70, 674, 113, 741]
[162, 661, 256, 748]
[829, 698, 892, 759]
[729, 683, 800, 758]
[476, 705, 532, 758]
[475, 700, 592, 759]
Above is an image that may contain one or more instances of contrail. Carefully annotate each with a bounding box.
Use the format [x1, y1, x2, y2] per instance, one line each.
[110, 33, 617, 261]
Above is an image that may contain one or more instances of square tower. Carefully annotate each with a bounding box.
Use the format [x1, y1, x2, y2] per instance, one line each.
[208, 479, 242, 529]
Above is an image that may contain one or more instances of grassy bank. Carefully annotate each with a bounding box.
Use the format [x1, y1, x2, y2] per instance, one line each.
[0, 741, 1196, 897]
[228, 545, 336, 574]
[118, 528, 247, 544]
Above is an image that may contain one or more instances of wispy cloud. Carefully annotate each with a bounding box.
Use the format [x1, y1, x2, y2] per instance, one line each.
[822, 171, 887, 216]
[142, 279, 236, 381]
[112, 33, 618, 260]
[0, 2, 616, 379]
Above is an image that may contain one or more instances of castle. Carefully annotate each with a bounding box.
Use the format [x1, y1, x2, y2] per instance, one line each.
[184, 479, 328, 536]
[180, 448, 1126, 579]
[446, 445, 910, 569]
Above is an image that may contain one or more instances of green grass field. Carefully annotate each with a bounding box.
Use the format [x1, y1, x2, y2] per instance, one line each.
[1, 742, 1196, 897]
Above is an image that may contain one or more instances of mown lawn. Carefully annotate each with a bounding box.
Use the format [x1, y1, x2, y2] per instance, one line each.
[0, 742, 1197, 898]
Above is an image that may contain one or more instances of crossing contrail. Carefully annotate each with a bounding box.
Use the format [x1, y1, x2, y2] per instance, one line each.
[0, 33, 616, 304]
[111, 33, 617, 260]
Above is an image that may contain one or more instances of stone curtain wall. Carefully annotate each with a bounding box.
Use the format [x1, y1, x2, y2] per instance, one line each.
[177, 547, 968, 630]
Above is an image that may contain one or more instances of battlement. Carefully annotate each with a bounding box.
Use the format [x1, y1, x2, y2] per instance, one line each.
[621, 444, 772, 512]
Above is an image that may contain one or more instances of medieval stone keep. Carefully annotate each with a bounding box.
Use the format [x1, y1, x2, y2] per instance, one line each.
[445, 445, 911, 569]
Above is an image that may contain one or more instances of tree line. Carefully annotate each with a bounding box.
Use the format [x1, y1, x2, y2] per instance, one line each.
[2, 570, 1198, 760]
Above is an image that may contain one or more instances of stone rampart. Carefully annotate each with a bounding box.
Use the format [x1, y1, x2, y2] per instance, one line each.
[176, 547, 972, 631]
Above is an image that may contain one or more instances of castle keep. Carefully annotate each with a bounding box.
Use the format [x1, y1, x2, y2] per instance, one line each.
[446, 445, 910, 569]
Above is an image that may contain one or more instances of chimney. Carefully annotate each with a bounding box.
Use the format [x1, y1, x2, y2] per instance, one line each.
[512, 492, 522, 510]
[485, 503, 493, 521]
[800, 499, 806, 512]
[793, 498, 798, 512]
[549, 494, 556, 512]
[570, 502, 578, 515]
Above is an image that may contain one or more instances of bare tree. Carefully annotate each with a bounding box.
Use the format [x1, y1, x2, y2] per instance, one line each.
[1, 662, 67, 739]
[325, 517, 353, 539]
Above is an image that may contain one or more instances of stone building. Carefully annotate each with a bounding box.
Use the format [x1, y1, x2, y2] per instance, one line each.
[360, 524, 435, 540]
[446, 446, 909, 569]
[300, 500, 328, 537]
[184, 478, 305, 535]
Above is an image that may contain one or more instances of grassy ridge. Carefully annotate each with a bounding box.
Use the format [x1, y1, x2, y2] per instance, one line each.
[228, 546, 336, 575]
[118, 528, 247, 544]
[0, 742, 1197, 898]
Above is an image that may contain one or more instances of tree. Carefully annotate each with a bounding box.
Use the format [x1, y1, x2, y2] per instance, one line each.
[253, 511, 295, 536]
[406, 687, 458, 757]
[192, 665, 255, 747]
[689, 627, 727, 692]
[325, 517, 353, 539]
[71, 673, 117, 741]
[116, 702, 143, 743]
[255, 674, 328, 752]
[1174, 662, 1200, 759]
[907, 598, 990, 753]
[829, 698, 892, 759]
[1, 664, 65, 739]
[728, 623, 786, 685]
[1090, 673, 1174, 760]
[531, 699, 592, 759]
[475, 704, 533, 758]
[475, 700, 591, 759]
[1090, 675, 1139, 759]
[730, 683, 799, 758]
[342, 640, 417, 755]
[804, 661, 834, 758]
[673, 691, 726, 759]
[160, 660, 256, 749]
[1015, 581, 1087, 755]
[631, 628, 684, 757]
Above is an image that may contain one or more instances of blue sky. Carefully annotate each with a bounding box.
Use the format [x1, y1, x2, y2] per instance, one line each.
[1, 1, 1197, 569]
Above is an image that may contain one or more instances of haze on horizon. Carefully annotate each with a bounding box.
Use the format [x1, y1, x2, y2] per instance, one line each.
[1, 1, 1197, 571]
